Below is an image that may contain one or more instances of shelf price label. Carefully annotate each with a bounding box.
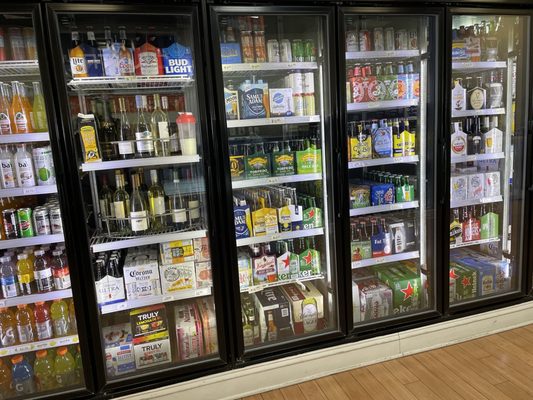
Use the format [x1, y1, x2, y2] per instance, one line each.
[249, 63, 261, 70]
[270, 118, 283, 124]
[22, 187, 36, 195]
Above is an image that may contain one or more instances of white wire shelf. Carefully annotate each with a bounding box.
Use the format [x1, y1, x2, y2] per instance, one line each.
[241, 273, 324, 294]
[67, 75, 195, 91]
[80, 155, 200, 172]
[348, 155, 419, 169]
[0, 60, 40, 77]
[351, 251, 420, 269]
[222, 62, 318, 76]
[450, 195, 503, 209]
[450, 237, 500, 249]
[90, 229, 207, 252]
[452, 61, 507, 71]
[0, 335, 79, 357]
[350, 201, 419, 217]
[347, 99, 418, 112]
[0, 185, 57, 198]
[0, 234, 64, 250]
[451, 108, 505, 118]
[0, 289, 73, 308]
[100, 287, 212, 315]
[0, 132, 50, 143]
[227, 115, 320, 128]
[451, 152, 505, 164]
[232, 173, 322, 189]
[236, 228, 324, 247]
[346, 50, 420, 60]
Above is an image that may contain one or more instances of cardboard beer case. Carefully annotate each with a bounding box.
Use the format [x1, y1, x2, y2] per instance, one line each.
[174, 301, 204, 361]
[449, 261, 477, 302]
[195, 261, 212, 289]
[159, 261, 196, 295]
[123, 251, 161, 300]
[375, 264, 421, 314]
[281, 282, 324, 334]
[196, 297, 218, 356]
[102, 323, 135, 377]
[254, 287, 292, 341]
[159, 239, 195, 265]
[355, 278, 393, 322]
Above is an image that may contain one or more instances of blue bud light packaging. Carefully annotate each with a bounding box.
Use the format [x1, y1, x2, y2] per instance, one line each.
[233, 197, 252, 239]
[371, 222, 392, 257]
[240, 80, 269, 119]
[162, 42, 194, 78]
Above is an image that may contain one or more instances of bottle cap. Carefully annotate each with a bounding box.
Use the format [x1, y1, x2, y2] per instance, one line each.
[17, 304, 27, 309]
[17, 253, 27, 260]
[36, 350, 48, 359]
[11, 355, 23, 364]
[34, 250, 45, 256]
[176, 112, 196, 124]
[35, 301, 44, 306]
[53, 250, 62, 256]
[57, 347, 68, 356]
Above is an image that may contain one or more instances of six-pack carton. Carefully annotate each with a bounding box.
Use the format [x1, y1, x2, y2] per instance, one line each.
[102, 323, 136, 377]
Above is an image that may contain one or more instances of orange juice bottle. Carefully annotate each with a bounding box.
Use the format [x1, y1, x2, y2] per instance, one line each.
[9, 82, 33, 134]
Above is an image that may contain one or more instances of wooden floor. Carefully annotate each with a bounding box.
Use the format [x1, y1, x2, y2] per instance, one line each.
[242, 324, 533, 400]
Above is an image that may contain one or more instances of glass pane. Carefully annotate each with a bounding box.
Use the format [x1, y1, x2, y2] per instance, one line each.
[343, 15, 436, 325]
[0, 13, 85, 396]
[217, 13, 338, 349]
[53, 13, 219, 380]
[449, 15, 528, 305]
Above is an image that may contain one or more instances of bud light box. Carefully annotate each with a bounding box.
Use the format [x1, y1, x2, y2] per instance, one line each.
[220, 42, 242, 64]
[162, 42, 194, 78]
[123, 250, 161, 300]
[102, 323, 135, 377]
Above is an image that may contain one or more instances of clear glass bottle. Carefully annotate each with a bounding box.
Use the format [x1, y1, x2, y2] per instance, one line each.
[151, 94, 169, 157]
[99, 98, 118, 160]
[113, 171, 130, 234]
[99, 174, 115, 232]
[134, 95, 154, 158]
[130, 173, 149, 235]
[168, 168, 187, 230]
[117, 97, 135, 159]
[147, 169, 166, 231]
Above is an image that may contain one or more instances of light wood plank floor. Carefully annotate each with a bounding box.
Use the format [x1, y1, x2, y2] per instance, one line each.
[242, 324, 533, 400]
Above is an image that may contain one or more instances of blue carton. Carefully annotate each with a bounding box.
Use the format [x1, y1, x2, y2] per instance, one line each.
[370, 183, 395, 206]
[221, 43, 242, 64]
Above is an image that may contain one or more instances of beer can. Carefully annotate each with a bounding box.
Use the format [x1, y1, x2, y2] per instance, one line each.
[293, 94, 304, 116]
[358, 29, 372, 52]
[291, 39, 304, 62]
[303, 39, 316, 62]
[373, 27, 384, 52]
[267, 39, 280, 63]
[2, 209, 18, 239]
[280, 39, 292, 62]
[395, 29, 408, 50]
[303, 94, 315, 116]
[384, 27, 395, 51]
[253, 31, 267, 63]
[409, 31, 418, 50]
[33, 207, 52, 236]
[50, 206, 63, 234]
[17, 208, 34, 238]
[289, 71, 303, 94]
[240, 31, 254, 63]
[302, 72, 315, 94]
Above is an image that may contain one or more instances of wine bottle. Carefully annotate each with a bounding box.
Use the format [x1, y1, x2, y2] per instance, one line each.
[129, 173, 149, 235]
[148, 169, 166, 231]
[99, 174, 115, 232]
[113, 171, 130, 234]
[134, 95, 154, 158]
[117, 97, 134, 159]
[168, 168, 187, 229]
[151, 94, 169, 157]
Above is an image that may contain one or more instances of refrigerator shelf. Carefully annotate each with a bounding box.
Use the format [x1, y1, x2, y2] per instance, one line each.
[222, 62, 318, 75]
[67, 75, 195, 91]
[351, 251, 420, 269]
[240, 273, 324, 294]
[100, 287, 212, 315]
[0, 335, 79, 357]
[346, 50, 420, 60]
[451, 108, 505, 118]
[450, 237, 500, 249]
[232, 173, 322, 189]
[0, 185, 57, 198]
[348, 155, 419, 169]
[350, 201, 419, 217]
[347, 99, 418, 112]
[0, 132, 50, 143]
[80, 155, 200, 172]
[450, 195, 503, 208]
[227, 115, 320, 128]
[0, 60, 40, 77]
[452, 61, 507, 71]
[0, 289, 73, 308]
[90, 228, 207, 252]
[451, 152, 505, 164]
[236, 228, 324, 247]
[0, 234, 64, 250]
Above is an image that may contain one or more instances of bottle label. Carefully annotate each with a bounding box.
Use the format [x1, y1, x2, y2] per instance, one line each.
[36, 319, 53, 340]
[16, 157, 34, 187]
[53, 268, 71, 289]
[17, 272, 33, 285]
[302, 302, 318, 333]
[130, 210, 148, 232]
[118, 141, 135, 155]
[188, 200, 200, 220]
[17, 324, 34, 343]
[14, 112, 29, 133]
[113, 201, 126, 219]
[0, 112, 11, 134]
[135, 130, 155, 153]
[0, 158, 15, 188]
[158, 121, 170, 139]
[171, 208, 187, 224]
[102, 45, 121, 76]
[470, 88, 485, 110]
[0, 325, 16, 346]
[139, 51, 159, 76]
[95, 274, 126, 305]
[152, 196, 165, 215]
[52, 316, 70, 337]
[119, 50, 134, 76]
[1, 276, 18, 298]
[35, 268, 54, 292]
[70, 56, 87, 76]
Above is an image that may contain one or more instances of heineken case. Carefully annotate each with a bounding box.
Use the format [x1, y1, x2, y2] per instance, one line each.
[375, 264, 421, 314]
[449, 262, 477, 303]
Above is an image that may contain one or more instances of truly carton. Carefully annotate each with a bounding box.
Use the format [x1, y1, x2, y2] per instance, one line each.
[281, 282, 324, 334]
[130, 304, 168, 337]
[102, 323, 135, 377]
[123, 251, 161, 300]
[159, 240, 195, 265]
[254, 287, 292, 341]
[159, 261, 196, 294]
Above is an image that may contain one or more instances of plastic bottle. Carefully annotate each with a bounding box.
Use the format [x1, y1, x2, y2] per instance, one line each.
[74, 345, 83, 384]
[0, 357, 14, 397]
[67, 298, 77, 335]
[11, 355, 35, 394]
[14, 144, 35, 188]
[0, 255, 20, 299]
[54, 347, 75, 388]
[15, 304, 35, 344]
[34, 349, 56, 391]
[50, 299, 70, 337]
[16, 253, 36, 295]
[50, 250, 71, 290]
[33, 249, 54, 293]
[0, 307, 17, 346]
[33, 301, 53, 341]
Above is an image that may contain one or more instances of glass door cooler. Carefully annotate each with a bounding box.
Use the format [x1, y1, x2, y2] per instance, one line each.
[210, 7, 341, 353]
[340, 10, 439, 326]
[448, 11, 530, 306]
[46, 4, 225, 386]
[0, 7, 87, 399]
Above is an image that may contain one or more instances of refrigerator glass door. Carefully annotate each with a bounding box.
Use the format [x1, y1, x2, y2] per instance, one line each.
[0, 12, 85, 396]
[448, 14, 529, 306]
[343, 14, 437, 326]
[51, 11, 220, 380]
[215, 11, 339, 349]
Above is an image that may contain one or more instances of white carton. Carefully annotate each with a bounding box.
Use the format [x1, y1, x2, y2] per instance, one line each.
[196, 298, 218, 355]
[269, 88, 293, 117]
[159, 240, 195, 265]
[484, 171, 501, 197]
[467, 173, 484, 200]
[451, 175, 467, 202]
[102, 323, 135, 377]
[195, 261, 212, 289]
[133, 335, 172, 369]
[175, 302, 204, 361]
[123, 253, 161, 300]
[159, 261, 196, 295]
[193, 237, 210, 262]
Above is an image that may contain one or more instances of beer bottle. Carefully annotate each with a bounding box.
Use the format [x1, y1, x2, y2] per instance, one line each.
[267, 311, 277, 342]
